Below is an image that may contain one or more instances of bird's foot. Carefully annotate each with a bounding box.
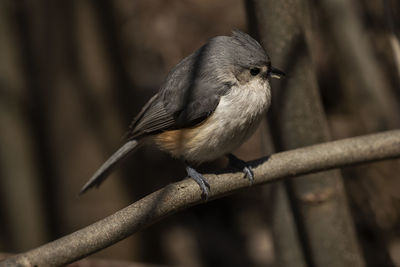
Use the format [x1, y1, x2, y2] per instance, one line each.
[186, 165, 210, 200]
[228, 154, 254, 185]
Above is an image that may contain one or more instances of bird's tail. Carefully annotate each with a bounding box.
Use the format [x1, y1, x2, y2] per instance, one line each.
[79, 139, 139, 195]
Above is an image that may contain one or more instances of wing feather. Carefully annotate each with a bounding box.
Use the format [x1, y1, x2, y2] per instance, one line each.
[126, 44, 233, 139]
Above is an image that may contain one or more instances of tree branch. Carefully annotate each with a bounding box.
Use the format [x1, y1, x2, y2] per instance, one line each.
[2, 130, 400, 266]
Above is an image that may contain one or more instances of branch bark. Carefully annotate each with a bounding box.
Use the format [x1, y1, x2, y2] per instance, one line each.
[2, 130, 400, 266]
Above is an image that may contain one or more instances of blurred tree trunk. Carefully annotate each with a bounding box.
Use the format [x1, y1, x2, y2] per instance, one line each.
[317, 0, 400, 132]
[0, 0, 49, 250]
[270, 183, 307, 267]
[247, 0, 365, 266]
[316, 0, 400, 265]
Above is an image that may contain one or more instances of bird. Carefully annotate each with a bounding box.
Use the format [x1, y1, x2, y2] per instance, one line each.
[79, 30, 284, 199]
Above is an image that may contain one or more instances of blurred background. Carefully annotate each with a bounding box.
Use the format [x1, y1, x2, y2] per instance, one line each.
[0, 0, 399, 266]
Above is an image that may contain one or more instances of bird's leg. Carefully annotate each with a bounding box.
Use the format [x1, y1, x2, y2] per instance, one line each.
[227, 153, 254, 185]
[185, 164, 210, 200]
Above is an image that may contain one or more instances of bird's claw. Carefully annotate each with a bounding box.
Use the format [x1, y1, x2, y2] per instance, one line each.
[186, 165, 210, 201]
[228, 154, 254, 185]
[243, 166, 254, 185]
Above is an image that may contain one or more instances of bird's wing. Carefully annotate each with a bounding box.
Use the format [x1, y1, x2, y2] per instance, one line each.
[127, 52, 233, 139]
[126, 93, 176, 139]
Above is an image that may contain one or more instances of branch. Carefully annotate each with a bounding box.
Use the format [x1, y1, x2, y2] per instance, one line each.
[2, 130, 400, 266]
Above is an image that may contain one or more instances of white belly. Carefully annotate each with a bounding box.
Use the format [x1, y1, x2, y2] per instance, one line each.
[155, 79, 271, 163]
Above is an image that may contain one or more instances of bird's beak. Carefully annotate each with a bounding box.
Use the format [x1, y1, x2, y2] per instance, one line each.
[270, 66, 285, 79]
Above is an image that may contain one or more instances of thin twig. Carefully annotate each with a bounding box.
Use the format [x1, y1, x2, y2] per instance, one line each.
[2, 130, 400, 266]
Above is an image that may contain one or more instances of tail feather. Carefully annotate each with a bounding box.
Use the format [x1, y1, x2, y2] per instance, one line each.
[79, 139, 139, 195]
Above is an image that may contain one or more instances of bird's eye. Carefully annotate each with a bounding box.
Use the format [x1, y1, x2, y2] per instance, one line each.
[250, 68, 260, 76]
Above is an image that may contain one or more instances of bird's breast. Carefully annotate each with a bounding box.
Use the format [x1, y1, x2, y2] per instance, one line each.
[154, 80, 271, 163]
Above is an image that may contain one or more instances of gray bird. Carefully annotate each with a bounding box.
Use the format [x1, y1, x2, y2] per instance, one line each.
[80, 30, 284, 199]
